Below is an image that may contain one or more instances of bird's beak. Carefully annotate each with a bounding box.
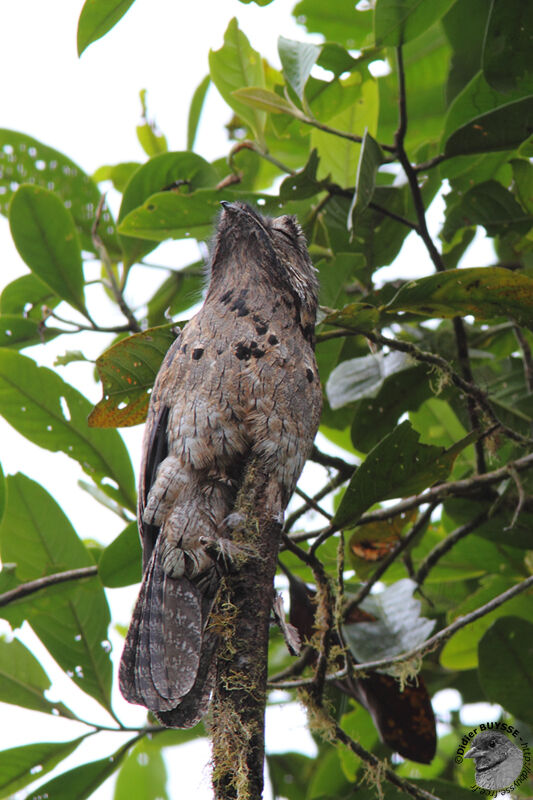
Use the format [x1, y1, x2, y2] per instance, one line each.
[465, 747, 481, 759]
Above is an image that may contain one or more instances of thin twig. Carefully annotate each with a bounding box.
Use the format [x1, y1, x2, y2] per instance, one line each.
[284, 471, 349, 533]
[271, 576, 533, 685]
[415, 511, 490, 586]
[294, 487, 332, 521]
[309, 445, 355, 477]
[92, 195, 141, 333]
[288, 450, 533, 543]
[0, 566, 98, 608]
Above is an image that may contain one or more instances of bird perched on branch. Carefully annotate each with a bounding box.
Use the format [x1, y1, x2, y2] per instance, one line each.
[119, 201, 322, 727]
[465, 730, 524, 789]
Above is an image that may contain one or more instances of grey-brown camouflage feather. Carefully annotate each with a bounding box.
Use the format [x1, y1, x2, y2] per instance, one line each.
[119, 201, 322, 727]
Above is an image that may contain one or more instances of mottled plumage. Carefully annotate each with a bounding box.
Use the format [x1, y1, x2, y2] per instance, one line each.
[119, 201, 322, 727]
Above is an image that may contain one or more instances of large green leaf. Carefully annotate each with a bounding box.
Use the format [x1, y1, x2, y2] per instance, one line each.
[278, 36, 321, 100]
[442, 72, 533, 157]
[77, 0, 136, 55]
[118, 189, 277, 243]
[9, 185, 86, 315]
[208, 18, 266, 145]
[0, 129, 119, 256]
[374, 0, 456, 47]
[311, 78, 378, 187]
[146, 262, 204, 327]
[442, 0, 491, 103]
[99, 521, 142, 588]
[384, 267, 533, 329]
[88, 323, 178, 428]
[348, 129, 383, 232]
[292, 0, 374, 50]
[478, 616, 533, 722]
[482, 1, 533, 94]
[332, 421, 471, 528]
[28, 740, 134, 800]
[0, 474, 113, 710]
[0, 638, 75, 718]
[0, 738, 84, 797]
[118, 152, 219, 265]
[0, 351, 136, 510]
[0, 316, 62, 349]
[0, 273, 59, 318]
[114, 738, 169, 800]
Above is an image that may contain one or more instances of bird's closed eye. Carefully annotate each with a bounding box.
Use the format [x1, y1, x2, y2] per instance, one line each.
[489, 739, 496, 748]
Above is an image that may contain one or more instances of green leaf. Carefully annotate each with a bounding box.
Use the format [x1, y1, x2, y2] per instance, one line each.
[343, 579, 435, 662]
[233, 87, 295, 115]
[442, 72, 533, 158]
[0, 474, 113, 709]
[208, 18, 266, 144]
[332, 421, 469, 529]
[440, 576, 533, 669]
[511, 158, 533, 215]
[278, 36, 321, 100]
[279, 149, 322, 201]
[311, 77, 378, 186]
[348, 129, 383, 232]
[442, 0, 491, 103]
[93, 161, 140, 193]
[99, 521, 141, 588]
[88, 323, 178, 428]
[0, 738, 84, 796]
[0, 463, 4, 526]
[374, 0, 456, 47]
[0, 637, 75, 717]
[0, 129, 119, 257]
[9, 185, 86, 315]
[28, 740, 133, 800]
[118, 152, 218, 264]
[385, 267, 533, 329]
[482, 1, 533, 94]
[478, 616, 533, 722]
[0, 351, 136, 510]
[350, 365, 432, 453]
[136, 123, 168, 158]
[292, 0, 374, 50]
[114, 737, 169, 800]
[0, 273, 58, 319]
[325, 350, 410, 410]
[321, 302, 381, 334]
[187, 75, 211, 150]
[118, 189, 276, 243]
[0, 316, 63, 349]
[77, 0, 136, 55]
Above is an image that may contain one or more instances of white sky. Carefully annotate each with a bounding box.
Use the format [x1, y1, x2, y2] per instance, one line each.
[0, 2, 497, 798]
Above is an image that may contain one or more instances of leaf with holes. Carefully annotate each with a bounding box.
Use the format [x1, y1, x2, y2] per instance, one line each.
[332, 421, 475, 529]
[0, 738, 85, 797]
[0, 350, 136, 510]
[118, 189, 277, 242]
[27, 740, 132, 800]
[0, 129, 119, 256]
[9, 185, 87, 315]
[118, 152, 218, 265]
[89, 323, 178, 428]
[0, 474, 113, 711]
[385, 267, 533, 329]
[0, 273, 59, 319]
[0, 316, 63, 349]
[77, 0, 136, 55]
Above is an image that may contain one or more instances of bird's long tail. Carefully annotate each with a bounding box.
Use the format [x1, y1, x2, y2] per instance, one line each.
[119, 537, 218, 728]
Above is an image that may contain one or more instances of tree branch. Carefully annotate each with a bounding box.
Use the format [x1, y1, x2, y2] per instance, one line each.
[415, 511, 490, 586]
[0, 566, 98, 608]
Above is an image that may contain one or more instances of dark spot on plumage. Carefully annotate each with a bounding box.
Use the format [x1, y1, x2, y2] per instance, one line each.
[302, 324, 315, 344]
[282, 297, 293, 308]
[306, 368, 314, 383]
[251, 341, 257, 348]
[182, 343, 187, 353]
[268, 335, 278, 345]
[235, 342, 252, 361]
[230, 297, 250, 317]
[193, 348, 204, 360]
[255, 324, 268, 335]
[251, 345, 266, 359]
[220, 290, 233, 305]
